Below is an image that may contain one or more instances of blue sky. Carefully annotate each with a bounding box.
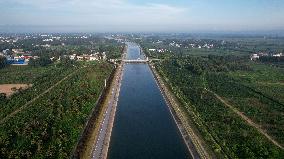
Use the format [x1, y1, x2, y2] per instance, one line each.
[0, 0, 284, 32]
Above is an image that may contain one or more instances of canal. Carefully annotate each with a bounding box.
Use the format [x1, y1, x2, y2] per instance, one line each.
[107, 42, 190, 159]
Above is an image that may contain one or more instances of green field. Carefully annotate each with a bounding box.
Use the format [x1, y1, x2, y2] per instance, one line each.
[155, 56, 284, 158]
[0, 65, 52, 84]
[0, 64, 79, 119]
[0, 62, 113, 158]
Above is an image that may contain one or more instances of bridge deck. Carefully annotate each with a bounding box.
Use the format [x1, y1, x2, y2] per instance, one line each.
[123, 60, 149, 63]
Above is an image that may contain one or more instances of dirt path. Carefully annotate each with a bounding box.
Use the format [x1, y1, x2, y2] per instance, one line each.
[0, 84, 31, 97]
[0, 68, 82, 124]
[257, 82, 284, 86]
[206, 89, 284, 150]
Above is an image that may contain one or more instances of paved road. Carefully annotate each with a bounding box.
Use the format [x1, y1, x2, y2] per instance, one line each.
[91, 64, 124, 159]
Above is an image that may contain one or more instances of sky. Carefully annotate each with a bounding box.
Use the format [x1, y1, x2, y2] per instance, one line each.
[0, 0, 284, 32]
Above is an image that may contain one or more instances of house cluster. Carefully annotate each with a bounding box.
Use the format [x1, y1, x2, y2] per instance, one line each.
[67, 52, 107, 61]
[41, 34, 88, 43]
[1, 47, 108, 65]
[0, 36, 18, 43]
[186, 43, 214, 49]
[169, 41, 214, 49]
[154, 40, 163, 44]
[0, 48, 37, 65]
[169, 41, 181, 47]
[250, 52, 283, 60]
[148, 48, 170, 53]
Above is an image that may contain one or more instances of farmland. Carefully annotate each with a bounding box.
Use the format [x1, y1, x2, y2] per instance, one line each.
[0, 62, 113, 158]
[0, 64, 78, 119]
[0, 65, 51, 84]
[154, 55, 284, 158]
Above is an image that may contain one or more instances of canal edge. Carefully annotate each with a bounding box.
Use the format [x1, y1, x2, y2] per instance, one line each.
[97, 45, 127, 159]
[149, 62, 211, 159]
[100, 62, 125, 159]
[71, 66, 117, 159]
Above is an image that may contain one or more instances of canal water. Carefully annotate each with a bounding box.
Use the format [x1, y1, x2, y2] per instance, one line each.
[108, 43, 190, 159]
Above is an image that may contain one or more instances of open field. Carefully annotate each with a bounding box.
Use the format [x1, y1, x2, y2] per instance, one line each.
[0, 84, 31, 97]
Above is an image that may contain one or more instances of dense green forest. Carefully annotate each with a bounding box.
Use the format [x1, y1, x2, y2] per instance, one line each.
[0, 56, 7, 69]
[155, 55, 284, 158]
[0, 65, 54, 84]
[28, 57, 53, 67]
[0, 62, 113, 158]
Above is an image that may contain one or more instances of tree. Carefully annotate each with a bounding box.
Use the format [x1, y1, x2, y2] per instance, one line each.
[0, 56, 7, 69]
[0, 93, 6, 100]
[29, 56, 52, 67]
[59, 56, 74, 66]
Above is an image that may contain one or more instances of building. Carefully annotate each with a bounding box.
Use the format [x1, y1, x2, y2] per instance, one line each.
[12, 49, 24, 55]
[65, 52, 107, 62]
[250, 54, 259, 60]
[76, 56, 85, 61]
[273, 53, 283, 57]
[102, 52, 107, 60]
[69, 54, 77, 60]
[89, 56, 99, 61]
[2, 49, 10, 55]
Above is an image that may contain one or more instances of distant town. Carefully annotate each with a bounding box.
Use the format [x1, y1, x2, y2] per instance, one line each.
[0, 34, 126, 67]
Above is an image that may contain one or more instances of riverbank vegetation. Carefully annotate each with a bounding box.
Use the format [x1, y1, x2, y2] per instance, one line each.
[0, 61, 113, 158]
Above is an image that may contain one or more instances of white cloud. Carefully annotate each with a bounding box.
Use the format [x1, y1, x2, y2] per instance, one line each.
[1, 0, 284, 32]
[0, 0, 190, 31]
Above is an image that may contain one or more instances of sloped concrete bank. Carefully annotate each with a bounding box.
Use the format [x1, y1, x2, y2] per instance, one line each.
[149, 63, 210, 159]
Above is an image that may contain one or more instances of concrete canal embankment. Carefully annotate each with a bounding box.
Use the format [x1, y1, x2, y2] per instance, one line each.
[76, 42, 204, 159]
[89, 49, 127, 159]
[107, 43, 192, 159]
[72, 46, 127, 159]
[91, 62, 124, 159]
[149, 63, 210, 159]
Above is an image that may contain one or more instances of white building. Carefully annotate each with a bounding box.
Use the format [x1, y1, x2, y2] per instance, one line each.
[69, 54, 77, 60]
[251, 54, 259, 60]
[43, 39, 53, 42]
[273, 53, 283, 57]
[89, 56, 99, 61]
[102, 52, 107, 60]
[77, 56, 85, 61]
